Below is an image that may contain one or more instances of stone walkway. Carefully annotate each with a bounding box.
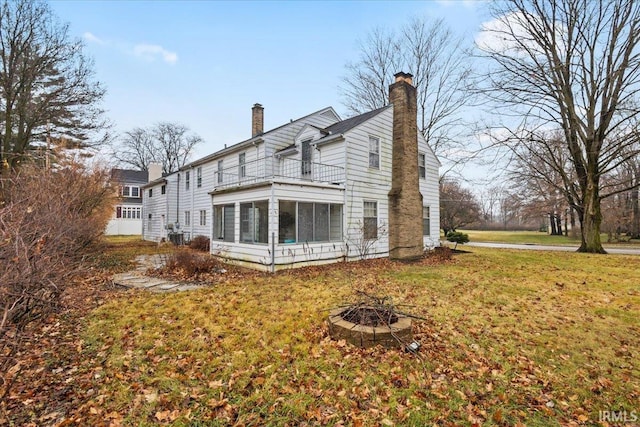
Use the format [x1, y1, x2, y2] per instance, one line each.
[112, 254, 206, 293]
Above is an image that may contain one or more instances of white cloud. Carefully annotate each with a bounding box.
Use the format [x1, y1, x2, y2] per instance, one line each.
[81, 32, 178, 65]
[476, 12, 565, 57]
[133, 43, 178, 65]
[83, 32, 106, 45]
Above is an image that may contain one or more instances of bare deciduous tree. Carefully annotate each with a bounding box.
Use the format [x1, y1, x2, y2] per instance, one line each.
[113, 127, 155, 172]
[340, 17, 474, 177]
[113, 122, 202, 174]
[478, 0, 640, 253]
[440, 179, 481, 234]
[0, 0, 107, 171]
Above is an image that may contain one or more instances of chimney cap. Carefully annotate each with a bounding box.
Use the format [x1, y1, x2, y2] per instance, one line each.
[253, 103, 263, 109]
[394, 71, 413, 85]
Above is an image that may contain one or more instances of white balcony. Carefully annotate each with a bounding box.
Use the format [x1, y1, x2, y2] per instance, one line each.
[213, 157, 345, 191]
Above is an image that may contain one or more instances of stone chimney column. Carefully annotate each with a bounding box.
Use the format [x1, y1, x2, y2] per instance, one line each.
[252, 103, 264, 137]
[388, 72, 424, 260]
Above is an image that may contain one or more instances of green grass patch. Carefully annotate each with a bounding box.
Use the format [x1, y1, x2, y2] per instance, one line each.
[459, 229, 640, 247]
[77, 248, 640, 426]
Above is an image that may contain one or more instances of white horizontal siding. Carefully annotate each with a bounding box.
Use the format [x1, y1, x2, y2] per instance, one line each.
[142, 182, 168, 242]
[418, 133, 440, 245]
[316, 139, 345, 168]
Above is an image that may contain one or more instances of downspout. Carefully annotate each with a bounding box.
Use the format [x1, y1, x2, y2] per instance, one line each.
[176, 173, 180, 229]
[343, 133, 349, 262]
[270, 172, 276, 273]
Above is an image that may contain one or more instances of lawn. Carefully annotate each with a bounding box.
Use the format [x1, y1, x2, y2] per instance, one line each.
[458, 230, 640, 247]
[5, 244, 639, 426]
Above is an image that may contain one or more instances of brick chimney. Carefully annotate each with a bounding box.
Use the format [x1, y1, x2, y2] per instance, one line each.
[147, 163, 162, 182]
[388, 71, 424, 260]
[252, 103, 264, 137]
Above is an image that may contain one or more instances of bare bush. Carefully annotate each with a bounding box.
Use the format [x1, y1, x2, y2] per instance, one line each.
[162, 249, 221, 278]
[0, 160, 115, 397]
[189, 235, 210, 252]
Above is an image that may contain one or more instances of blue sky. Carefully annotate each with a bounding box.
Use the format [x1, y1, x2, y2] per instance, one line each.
[50, 0, 489, 160]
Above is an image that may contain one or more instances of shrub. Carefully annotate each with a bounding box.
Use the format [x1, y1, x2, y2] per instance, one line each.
[189, 235, 210, 252]
[0, 160, 115, 396]
[446, 231, 469, 250]
[163, 249, 221, 278]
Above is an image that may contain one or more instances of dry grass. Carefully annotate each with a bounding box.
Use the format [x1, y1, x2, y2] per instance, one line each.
[22, 248, 640, 425]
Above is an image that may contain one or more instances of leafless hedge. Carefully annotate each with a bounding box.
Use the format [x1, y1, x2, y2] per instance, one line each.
[0, 161, 115, 398]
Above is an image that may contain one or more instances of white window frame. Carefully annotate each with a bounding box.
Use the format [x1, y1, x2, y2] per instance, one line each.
[116, 206, 141, 219]
[199, 209, 207, 226]
[369, 136, 380, 169]
[239, 153, 246, 179]
[363, 200, 378, 239]
[184, 210, 191, 226]
[423, 206, 430, 236]
[197, 167, 202, 188]
[217, 160, 223, 183]
[121, 185, 141, 198]
[185, 171, 190, 190]
[418, 153, 426, 179]
[240, 201, 268, 244]
[214, 204, 235, 242]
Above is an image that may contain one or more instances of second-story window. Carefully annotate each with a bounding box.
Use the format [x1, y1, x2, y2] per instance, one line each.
[197, 167, 202, 188]
[148, 188, 153, 198]
[301, 139, 312, 176]
[239, 153, 246, 179]
[185, 171, 190, 190]
[161, 184, 166, 195]
[121, 185, 140, 198]
[418, 153, 426, 179]
[369, 136, 380, 169]
[217, 160, 223, 183]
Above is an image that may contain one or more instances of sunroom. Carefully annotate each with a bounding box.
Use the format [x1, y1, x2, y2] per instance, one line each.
[209, 180, 346, 271]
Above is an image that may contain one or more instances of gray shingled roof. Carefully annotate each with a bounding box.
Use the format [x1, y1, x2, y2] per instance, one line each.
[324, 105, 391, 136]
[110, 168, 148, 184]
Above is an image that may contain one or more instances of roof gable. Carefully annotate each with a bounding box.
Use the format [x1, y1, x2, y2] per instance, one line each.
[111, 168, 148, 184]
[323, 106, 391, 136]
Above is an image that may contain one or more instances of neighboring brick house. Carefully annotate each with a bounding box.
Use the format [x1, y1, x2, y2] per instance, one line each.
[143, 73, 440, 270]
[106, 169, 148, 235]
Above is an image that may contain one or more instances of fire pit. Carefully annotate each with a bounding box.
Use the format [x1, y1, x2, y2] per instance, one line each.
[328, 305, 412, 349]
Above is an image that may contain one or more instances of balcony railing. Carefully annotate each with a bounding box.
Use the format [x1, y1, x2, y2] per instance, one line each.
[213, 157, 345, 190]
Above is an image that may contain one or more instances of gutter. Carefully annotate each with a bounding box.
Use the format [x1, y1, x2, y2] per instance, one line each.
[182, 137, 265, 169]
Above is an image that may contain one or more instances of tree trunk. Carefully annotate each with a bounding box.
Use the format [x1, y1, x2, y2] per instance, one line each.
[555, 214, 563, 236]
[569, 208, 577, 238]
[631, 167, 639, 239]
[578, 180, 606, 253]
[549, 213, 557, 235]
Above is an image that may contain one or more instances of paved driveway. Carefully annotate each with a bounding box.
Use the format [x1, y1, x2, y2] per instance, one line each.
[465, 241, 640, 255]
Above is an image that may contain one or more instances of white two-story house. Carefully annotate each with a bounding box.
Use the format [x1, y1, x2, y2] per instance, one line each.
[143, 73, 440, 270]
[106, 169, 148, 235]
